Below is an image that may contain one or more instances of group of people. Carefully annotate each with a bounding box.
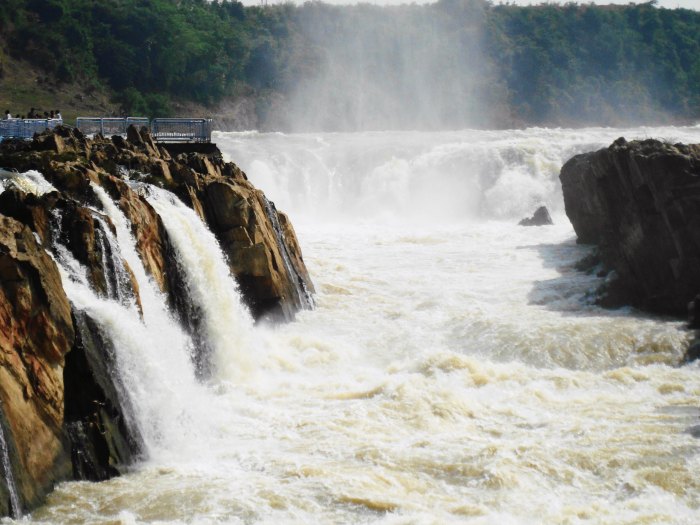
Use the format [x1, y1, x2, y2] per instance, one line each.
[3, 108, 62, 120]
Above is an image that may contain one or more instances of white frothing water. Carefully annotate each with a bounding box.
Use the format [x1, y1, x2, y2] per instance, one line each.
[215, 125, 700, 224]
[137, 184, 256, 382]
[8, 126, 700, 524]
[52, 231, 214, 463]
[92, 213, 136, 306]
[0, 169, 55, 196]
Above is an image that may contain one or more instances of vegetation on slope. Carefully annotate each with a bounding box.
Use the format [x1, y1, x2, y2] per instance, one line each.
[0, 0, 698, 129]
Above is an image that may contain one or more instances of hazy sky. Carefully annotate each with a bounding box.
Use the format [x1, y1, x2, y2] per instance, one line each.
[244, 0, 699, 9]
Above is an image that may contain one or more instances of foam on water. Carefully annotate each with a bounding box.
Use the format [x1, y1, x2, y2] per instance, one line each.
[0, 169, 56, 196]
[214, 125, 700, 224]
[137, 184, 257, 382]
[17, 126, 700, 524]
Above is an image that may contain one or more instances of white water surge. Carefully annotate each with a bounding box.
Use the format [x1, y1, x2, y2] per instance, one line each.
[8, 126, 700, 524]
[137, 184, 256, 381]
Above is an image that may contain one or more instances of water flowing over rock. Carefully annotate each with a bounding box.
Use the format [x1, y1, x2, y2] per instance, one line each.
[560, 137, 700, 315]
[0, 125, 314, 515]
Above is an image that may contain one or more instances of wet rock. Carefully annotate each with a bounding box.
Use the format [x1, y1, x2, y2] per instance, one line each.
[0, 216, 73, 513]
[518, 206, 553, 226]
[0, 124, 315, 514]
[684, 339, 700, 363]
[199, 179, 315, 320]
[0, 188, 138, 304]
[688, 295, 700, 329]
[560, 138, 700, 316]
[64, 312, 143, 481]
[687, 424, 700, 438]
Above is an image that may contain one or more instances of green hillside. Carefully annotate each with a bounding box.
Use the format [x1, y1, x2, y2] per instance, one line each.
[0, 0, 698, 129]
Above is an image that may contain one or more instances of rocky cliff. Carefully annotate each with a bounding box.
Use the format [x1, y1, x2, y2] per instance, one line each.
[0, 126, 314, 516]
[560, 137, 700, 316]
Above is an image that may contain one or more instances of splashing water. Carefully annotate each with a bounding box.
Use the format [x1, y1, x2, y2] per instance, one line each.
[5, 126, 700, 524]
[137, 184, 256, 382]
[0, 169, 56, 197]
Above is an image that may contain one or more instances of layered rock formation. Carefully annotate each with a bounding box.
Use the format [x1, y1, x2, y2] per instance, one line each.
[0, 125, 314, 515]
[560, 137, 700, 316]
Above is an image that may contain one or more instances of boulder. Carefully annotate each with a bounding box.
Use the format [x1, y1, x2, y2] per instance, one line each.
[518, 206, 553, 226]
[560, 138, 700, 315]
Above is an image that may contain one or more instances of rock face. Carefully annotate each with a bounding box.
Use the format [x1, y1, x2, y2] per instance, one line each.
[0, 216, 73, 515]
[560, 137, 700, 316]
[518, 206, 553, 226]
[0, 125, 314, 515]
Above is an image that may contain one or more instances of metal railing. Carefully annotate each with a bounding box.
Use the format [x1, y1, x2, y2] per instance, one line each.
[0, 119, 62, 140]
[75, 117, 212, 143]
[75, 117, 149, 137]
[151, 118, 212, 143]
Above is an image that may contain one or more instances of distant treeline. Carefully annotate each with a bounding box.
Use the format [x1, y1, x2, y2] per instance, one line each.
[0, 0, 698, 129]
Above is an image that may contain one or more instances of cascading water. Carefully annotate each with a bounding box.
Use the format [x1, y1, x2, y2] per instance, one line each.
[215, 126, 700, 223]
[0, 168, 56, 196]
[92, 213, 136, 307]
[0, 420, 21, 518]
[4, 127, 700, 524]
[136, 184, 256, 382]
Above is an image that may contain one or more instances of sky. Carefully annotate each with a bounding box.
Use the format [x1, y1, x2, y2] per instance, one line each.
[243, 0, 699, 9]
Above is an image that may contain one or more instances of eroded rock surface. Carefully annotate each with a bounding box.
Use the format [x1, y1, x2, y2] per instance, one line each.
[0, 216, 73, 514]
[560, 137, 700, 315]
[0, 125, 314, 515]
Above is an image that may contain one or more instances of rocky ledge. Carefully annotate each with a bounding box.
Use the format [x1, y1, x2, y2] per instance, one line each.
[0, 125, 314, 516]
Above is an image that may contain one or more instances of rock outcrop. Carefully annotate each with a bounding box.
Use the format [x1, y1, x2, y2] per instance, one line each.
[0, 125, 314, 515]
[560, 137, 700, 316]
[518, 206, 553, 226]
[0, 216, 73, 515]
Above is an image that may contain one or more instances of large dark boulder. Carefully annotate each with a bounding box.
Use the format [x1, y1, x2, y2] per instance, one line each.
[560, 137, 700, 315]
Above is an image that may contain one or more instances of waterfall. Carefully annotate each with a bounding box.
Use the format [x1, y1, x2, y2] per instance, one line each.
[57, 183, 227, 457]
[217, 126, 700, 223]
[92, 213, 136, 307]
[0, 168, 56, 196]
[136, 184, 256, 382]
[0, 419, 21, 518]
[90, 184, 196, 358]
[1, 170, 260, 465]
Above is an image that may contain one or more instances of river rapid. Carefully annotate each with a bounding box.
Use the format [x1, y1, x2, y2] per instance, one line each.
[19, 126, 700, 524]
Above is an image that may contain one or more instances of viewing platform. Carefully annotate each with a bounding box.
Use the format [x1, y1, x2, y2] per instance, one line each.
[0, 118, 63, 140]
[76, 117, 213, 143]
[0, 117, 213, 144]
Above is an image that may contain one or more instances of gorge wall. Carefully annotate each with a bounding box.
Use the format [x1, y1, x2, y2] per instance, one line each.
[560, 138, 700, 331]
[0, 126, 314, 516]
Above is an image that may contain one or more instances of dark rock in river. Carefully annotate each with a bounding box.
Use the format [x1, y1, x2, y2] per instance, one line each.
[688, 295, 700, 330]
[518, 206, 553, 226]
[560, 137, 700, 316]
